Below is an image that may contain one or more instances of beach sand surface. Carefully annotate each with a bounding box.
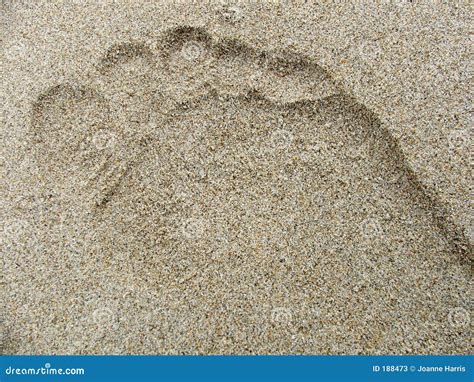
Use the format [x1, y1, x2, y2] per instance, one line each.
[1, 1, 471, 354]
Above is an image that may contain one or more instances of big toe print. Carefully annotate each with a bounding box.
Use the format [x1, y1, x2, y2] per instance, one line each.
[29, 26, 471, 354]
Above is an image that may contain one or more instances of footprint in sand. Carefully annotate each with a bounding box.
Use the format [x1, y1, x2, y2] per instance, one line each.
[30, 26, 471, 354]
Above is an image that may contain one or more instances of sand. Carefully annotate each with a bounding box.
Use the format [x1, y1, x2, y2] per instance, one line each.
[1, 1, 471, 354]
